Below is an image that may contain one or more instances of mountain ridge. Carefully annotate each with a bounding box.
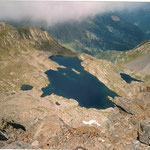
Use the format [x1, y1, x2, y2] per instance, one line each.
[3, 10, 149, 56]
[0, 22, 150, 149]
[48, 13, 147, 55]
[0, 22, 76, 92]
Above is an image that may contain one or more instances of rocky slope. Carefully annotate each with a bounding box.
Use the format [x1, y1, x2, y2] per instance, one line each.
[79, 53, 144, 97]
[96, 40, 150, 84]
[1, 86, 150, 149]
[0, 22, 150, 149]
[0, 22, 76, 92]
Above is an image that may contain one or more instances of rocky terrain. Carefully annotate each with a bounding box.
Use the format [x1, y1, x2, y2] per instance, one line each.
[0, 22, 76, 92]
[79, 53, 144, 97]
[96, 40, 150, 85]
[0, 22, 150, 149]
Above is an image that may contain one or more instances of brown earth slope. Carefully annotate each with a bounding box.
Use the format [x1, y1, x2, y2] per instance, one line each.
[0, 22, 150, 150]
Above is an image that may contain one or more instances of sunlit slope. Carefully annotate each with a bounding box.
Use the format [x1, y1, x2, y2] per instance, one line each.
[0, 22, 76, 91]
[96, 40, 150, 81]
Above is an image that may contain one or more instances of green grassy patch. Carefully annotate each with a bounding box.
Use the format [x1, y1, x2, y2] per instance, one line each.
[144, 75, 150, 82]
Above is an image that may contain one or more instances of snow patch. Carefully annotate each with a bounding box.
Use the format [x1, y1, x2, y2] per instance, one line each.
[82, 120, 101, 127]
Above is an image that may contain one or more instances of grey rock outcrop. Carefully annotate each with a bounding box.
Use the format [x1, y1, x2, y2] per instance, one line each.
[2, 141, 36, 149]
[138, 119, 150, 145]
[112, 91, 150, 118]
[112, 97, 143, 115]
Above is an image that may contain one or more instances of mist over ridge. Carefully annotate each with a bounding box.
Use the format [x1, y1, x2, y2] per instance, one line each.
[0, 1, 146, 26]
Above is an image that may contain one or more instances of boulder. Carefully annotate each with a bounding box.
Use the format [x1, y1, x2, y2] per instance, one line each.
[138, 119, 150, 145]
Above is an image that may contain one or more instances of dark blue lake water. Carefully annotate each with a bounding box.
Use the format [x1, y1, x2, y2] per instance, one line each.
[41, 56, 117, 109]
[21, 84, 33, 91]
[120, 73, 142, 84]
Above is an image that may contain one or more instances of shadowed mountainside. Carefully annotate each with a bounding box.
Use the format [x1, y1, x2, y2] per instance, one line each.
[48, 13, 147, 55]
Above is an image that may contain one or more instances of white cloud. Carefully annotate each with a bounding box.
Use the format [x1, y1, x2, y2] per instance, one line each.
[0, 1, 144, 26]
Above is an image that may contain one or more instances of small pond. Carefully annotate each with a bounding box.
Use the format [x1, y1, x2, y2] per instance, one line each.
[120, 73, 142, 84]
[41, 56, 117, 109]
[21, 84, 33, 91]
